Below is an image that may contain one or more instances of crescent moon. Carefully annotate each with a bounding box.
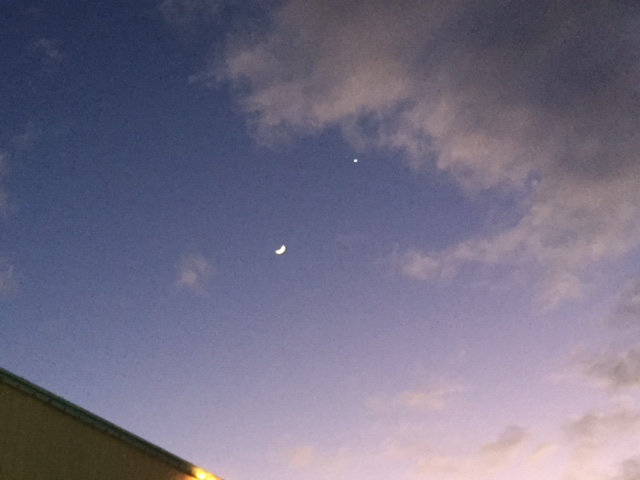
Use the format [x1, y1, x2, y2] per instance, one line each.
[275, 245, 286, 255]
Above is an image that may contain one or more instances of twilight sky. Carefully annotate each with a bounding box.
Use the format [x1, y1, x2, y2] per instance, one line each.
[2, 1, 640, 479]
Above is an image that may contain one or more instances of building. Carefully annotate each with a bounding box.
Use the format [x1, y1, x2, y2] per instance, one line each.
[0, 366, 221, 480]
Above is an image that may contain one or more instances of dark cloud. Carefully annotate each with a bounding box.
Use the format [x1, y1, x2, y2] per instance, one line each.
[565, 405, 640, 441]
[612, 456, 640, 480]
[427, 0, 640, 181]
[408, 424, 528, 477]
[479, 424, 528, 457]
[214, 0, 640, 181]
[186, 0, 640, 304]
[611, 279, 640, 328]
[582, 346, 640, 391]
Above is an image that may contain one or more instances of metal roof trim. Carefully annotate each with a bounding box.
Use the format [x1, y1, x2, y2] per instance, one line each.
[0, 366, 218, 480]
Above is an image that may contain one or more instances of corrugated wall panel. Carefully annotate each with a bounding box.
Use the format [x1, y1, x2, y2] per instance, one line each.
[0, 381, 192, 480]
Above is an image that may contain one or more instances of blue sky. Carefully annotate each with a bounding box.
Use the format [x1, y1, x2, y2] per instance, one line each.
[2, 1, 640, 479]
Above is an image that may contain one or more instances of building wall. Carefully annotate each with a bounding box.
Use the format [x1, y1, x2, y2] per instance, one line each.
[0, 377, 201, 480]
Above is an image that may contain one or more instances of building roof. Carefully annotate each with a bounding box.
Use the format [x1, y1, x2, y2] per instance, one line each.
[0, 366, 219, 480]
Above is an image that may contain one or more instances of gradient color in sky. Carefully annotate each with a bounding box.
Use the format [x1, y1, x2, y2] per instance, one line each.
[2, 1, 640, 479]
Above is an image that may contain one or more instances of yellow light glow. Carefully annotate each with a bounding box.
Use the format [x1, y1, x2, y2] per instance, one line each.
[192, 467, 218, 480]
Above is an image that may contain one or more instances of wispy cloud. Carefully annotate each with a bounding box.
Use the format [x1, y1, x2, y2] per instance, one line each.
[176, 253, 214, 295]
[281, 444, 349, 474]
[612, 456, 640, 480]
[0, 152, 16, 296]
[561, 279, 640, 392]
[160, 0, 226, 27]
[610, 278, 640, 329]
[0, 258, 15, 296]
[561, 404, 640, 479]
[29, 38, 63, 67]
[284, 444, 315, 468]
[580, 346, 640, 392]
[527, 442, 557, 465]
[197, 0, 640, 306]
[12, 122, 42, 153]
[0, 153, 9, 216]
[368, 379, 467, 412]
[387, 424, 530, 478]
[478, 425, 529, 470]
[565, 405, 640, 441]
[397, 177, 640, 307]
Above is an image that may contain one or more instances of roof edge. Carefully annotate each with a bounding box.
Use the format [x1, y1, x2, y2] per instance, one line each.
[0, 366, 220, 480]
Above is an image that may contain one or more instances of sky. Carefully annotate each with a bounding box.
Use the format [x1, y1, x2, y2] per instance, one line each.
[2, 1, 640, 479]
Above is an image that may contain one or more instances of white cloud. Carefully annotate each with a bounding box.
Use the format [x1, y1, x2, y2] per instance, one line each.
[205, 0, 640, 305]
[177, 253, 214, 294]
